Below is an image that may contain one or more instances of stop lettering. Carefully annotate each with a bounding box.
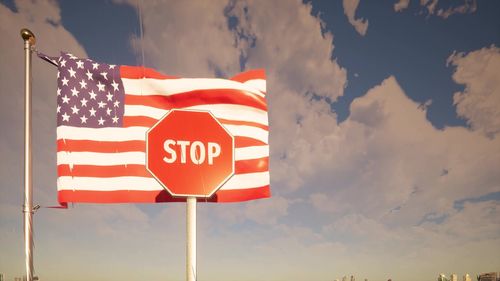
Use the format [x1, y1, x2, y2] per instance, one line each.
[163, 140, 221, 165]
[146, 109, 235, 198]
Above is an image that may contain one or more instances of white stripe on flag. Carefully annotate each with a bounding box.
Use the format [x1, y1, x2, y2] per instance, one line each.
[57, 146, 269, 165]
[58, 176, 162, 191]
[124, 104, 269, 126]
[58, 126, 147, 141]
[234, 146, 269, 161]
[223, 125, 268, 144]
[123, 78, 265, 97]
[219, 171, 270, 190]
[57, 151, 145, 165]
[57, 171, 269, 191]
[243, 79, 266, 93]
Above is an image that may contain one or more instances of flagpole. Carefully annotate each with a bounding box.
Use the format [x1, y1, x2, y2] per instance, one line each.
[21, 28, 35, 281]
[186, 197, 197, 281]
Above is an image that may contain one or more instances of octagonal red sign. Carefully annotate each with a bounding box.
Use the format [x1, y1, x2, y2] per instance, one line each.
[146, 109, 234, 198]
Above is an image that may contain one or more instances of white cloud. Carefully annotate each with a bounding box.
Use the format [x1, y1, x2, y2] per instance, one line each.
[128, 0, 240, 77]
[307, 76, 500, 225]
[436, 0, 477, 19]
[394, 0, 410, 12]
[244, 196, 288, 225]
[448, 45, 500, 137]
[343, 0, 369, 36]
[399, 0, 477, 18]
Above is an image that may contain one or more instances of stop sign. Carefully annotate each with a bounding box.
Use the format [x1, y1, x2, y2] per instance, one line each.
[146, 109, 234, 198]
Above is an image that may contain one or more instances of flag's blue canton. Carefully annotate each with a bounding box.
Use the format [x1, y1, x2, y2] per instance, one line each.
[57, 53, 125, 128]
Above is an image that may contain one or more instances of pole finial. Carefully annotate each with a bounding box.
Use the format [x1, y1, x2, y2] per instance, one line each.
[20, 28, 36, 45]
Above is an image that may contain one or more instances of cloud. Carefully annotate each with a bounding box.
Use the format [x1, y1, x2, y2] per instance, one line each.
[128, 0, 240, 77]
[448, 45, 500, 137]
[342, 0, 369, 36]
[436, 0, 477, 18]
[397, 0, 477, 18]
[394, 0, 410, 12]
[307, 75, 500, 224]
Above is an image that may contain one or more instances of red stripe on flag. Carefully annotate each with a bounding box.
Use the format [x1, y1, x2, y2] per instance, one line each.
[120, 65, 179, 80]
[125, 90, 267, 111]
[230, 69, 266, 83]
[58, 164, 150, 177]
[57, 139, 145, 153]
[213, 185, 271, 202]
[216, 118, 269, 131]
[57, 138, 265, 153]
[123, 116, 157, 127]
[235, 157, 269, 174]
[58, 185, 270, 203]
[123, 116, 269, 132]
[57, 157, 268, 178]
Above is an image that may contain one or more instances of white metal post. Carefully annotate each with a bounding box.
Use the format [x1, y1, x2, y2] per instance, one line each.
[21, 28, 35, 281]
[186, 197, 197, 281]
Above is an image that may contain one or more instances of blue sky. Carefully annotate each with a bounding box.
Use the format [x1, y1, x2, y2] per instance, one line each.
[1, 1, 499, 281]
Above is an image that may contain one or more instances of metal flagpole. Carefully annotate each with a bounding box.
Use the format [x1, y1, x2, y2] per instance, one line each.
[186, 197, 197, 281]
[21, 28, 35, 281]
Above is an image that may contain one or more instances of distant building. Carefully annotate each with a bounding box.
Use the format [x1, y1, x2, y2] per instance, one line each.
[451, 274, 458, 281]
[463, 274, 472, 281]
[439, 274, 449, 281]
[478, 272, 497, 281]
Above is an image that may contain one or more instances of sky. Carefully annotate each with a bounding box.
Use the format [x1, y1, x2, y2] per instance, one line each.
[0, 0, 499, 281]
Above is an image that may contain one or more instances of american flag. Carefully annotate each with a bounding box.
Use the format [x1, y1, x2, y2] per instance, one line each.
[42, 52, 270, 204]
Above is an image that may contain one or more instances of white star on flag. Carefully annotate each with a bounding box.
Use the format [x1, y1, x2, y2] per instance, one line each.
[71, 105, 80, 114]
[98, 101, 106, 108]
[61, 112, 70, 122]
[62, 95, 70, 104]
[100, 72, 108, 80]
[111, 80, 119, 91]
[97, 81, 105, 91]
[68, 67, 76, 78]
[71, 87, 79, 96]
[86, 70, 93, 80]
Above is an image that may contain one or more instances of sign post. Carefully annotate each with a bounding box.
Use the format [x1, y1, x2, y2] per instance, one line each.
[186, 196, 196, 281]
[146, 109, 235, 281]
